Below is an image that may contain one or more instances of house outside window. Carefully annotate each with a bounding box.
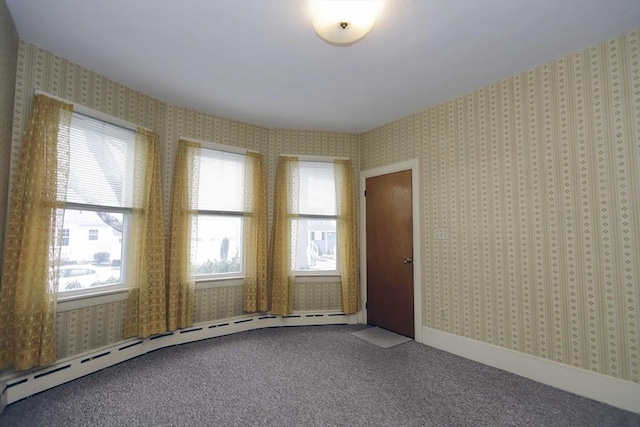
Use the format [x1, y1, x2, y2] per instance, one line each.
[88, 229, 98, 240]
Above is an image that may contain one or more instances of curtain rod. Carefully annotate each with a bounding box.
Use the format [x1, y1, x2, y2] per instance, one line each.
[180, 136, 259, 155]
[279, 154, 350, 161]
[34, 89, 153, 133]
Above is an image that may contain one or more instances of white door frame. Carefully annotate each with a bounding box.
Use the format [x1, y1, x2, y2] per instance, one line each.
[359, 159, 423, 344]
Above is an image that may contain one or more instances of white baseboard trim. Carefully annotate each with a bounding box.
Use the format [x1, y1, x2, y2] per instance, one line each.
[422, 326, 640, 414]
[0, 311, 356, 411]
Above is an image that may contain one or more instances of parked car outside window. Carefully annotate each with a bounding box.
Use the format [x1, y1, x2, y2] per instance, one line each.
[57, 265, 100, 290]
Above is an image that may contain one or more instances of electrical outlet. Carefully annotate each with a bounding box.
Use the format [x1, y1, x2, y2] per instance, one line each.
[435, 228, 448, 240]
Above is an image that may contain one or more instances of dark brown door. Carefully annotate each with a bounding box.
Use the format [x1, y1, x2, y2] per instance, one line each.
[366, 170, 414, 338]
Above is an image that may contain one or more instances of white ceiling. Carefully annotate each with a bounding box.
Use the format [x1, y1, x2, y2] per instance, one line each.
[6, 0, 640, 133]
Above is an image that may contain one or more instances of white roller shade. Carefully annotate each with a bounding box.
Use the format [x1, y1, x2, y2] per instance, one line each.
[65, 112, 136, 209]
[197, 148, 245, 212]
[298, 161, 336, 215]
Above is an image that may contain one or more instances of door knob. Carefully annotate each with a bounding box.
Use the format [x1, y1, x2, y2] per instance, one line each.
[403, 257, 413, 264]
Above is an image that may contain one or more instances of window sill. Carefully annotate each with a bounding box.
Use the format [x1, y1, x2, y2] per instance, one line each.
[57, 287, 129, 312]
[294, 275, 341, 283]
[195, 275, 341, 286]
[196, 276, 244, 289]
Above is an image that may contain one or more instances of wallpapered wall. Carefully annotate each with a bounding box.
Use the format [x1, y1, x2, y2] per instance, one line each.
[0, 0, 18, 273]
[9, 40, 361, 242]
[55, 282, 342, 360]
[8, 41, 354, 362]
[362, 31, 639, 383]
[5, 26, 637, 384]
[266, 129, 361, 229]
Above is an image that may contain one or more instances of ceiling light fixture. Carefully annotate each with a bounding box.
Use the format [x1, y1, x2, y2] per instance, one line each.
[311, 1, 383, 47]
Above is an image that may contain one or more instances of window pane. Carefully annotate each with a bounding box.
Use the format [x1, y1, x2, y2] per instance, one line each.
[198, 149, 245, 212]
[293, 218, 337, 271]
[65, 112, 136, 208]
[298, 162, 336, 215]
[57, 209, 124, 292]
[194, 215, 243, 276]
[61, 229, 70, 246]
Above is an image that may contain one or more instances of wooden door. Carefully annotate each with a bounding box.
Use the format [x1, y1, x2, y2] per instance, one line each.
[365, 170, 414, 338]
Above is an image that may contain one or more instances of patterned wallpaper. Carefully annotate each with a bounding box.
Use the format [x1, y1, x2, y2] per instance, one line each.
[362, 32, 640, 383]
[9, 41, 165, 191]
[293, 282, 342, 312]
[195, 286, 244, 323]
[0, 0, 18, 272]
[56, 301, 126, 359]
[9, 21, 635, 386]
[55, 282, 342, 359]
[9, 41, 360, 243]
[8, 40, 351, 361]
[266, 129, 361, 229]
[194, 282, 342, 324]
[162, 105, 267, 224]
[55, 289, 245, 360]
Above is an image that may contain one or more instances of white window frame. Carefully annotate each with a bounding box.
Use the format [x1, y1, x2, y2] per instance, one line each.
[33, 91, 149, 306]
[184, 138, 257, 284]
[49, 102, 143, 302]
[284, 154, 346, 278]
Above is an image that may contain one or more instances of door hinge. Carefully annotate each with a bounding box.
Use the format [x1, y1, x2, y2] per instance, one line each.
[365, 302, 368, 309]
[364, 190, 367, 197]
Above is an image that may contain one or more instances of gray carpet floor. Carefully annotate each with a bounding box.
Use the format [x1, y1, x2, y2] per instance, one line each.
[0, 325, 638, 427]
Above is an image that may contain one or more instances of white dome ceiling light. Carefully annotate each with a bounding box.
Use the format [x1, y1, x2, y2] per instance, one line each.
[311, 0, 383, 46]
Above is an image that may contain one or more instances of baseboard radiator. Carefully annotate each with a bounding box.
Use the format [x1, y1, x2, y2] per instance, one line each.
[0, 311, 353, 412]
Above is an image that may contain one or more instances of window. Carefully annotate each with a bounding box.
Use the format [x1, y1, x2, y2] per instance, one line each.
[294, 161, 338, 273]
[61, 229, 70, 246]
[56, 111, 135, 294]
[269, 156, 356, 315]
[194, 148, 246, 278]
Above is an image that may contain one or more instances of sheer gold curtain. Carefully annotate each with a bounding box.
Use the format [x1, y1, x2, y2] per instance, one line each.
[124, 128, 167, 339]
[243, 152, 268, 313]
[0, 95, 73, 371]
[269, 156, 299, 316]
[166, 139, 200, 330]
[335, 160, 359, 314]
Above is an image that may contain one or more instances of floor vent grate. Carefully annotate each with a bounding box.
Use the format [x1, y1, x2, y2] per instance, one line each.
[149, 332, 174, 341]
[81, 351, 110, 364]
[119, 341, 143, 351]
[6, 379, 27, 389]
[208, 322, 230, 329]
[34, 364, 71, 379]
